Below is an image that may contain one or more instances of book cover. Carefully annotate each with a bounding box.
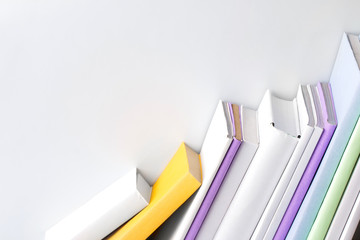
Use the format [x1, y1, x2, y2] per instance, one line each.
[45, 168, 151, 240]
[213, 90, 300, 240]
[308, 116, 360, 239]
[185, 103, 242, 240]
[251, 85, 322, 240]
[105, 143, 202, 240]
[285, 33, 360, 240]
[196, 106, 259, 240]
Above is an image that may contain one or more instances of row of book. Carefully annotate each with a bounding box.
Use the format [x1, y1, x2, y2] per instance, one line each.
[45, 32, 360, 240]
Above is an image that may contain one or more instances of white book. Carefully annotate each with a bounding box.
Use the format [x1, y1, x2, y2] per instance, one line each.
[340, 190, 360, 240]
[153, 101, 233, 240]
[326, 156, 360, 240]
[256, 85, 324, 240]
[214, 90, 300, 240]
[45, 168, 151, 240]
[196, 106, 259, 240]
[251, 85, 319, 240]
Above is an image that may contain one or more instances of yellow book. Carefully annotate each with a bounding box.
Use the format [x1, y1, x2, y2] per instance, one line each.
[106, 142, 202, 240]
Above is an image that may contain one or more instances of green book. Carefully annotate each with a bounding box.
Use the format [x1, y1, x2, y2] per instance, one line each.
[308, 115, 360, 239]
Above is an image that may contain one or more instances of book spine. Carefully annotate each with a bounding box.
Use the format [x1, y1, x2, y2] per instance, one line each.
[308, 116, 360, 239]
[184, 103, 242, 240]
[45, 168, 151, 240]
[185, 138, 241, 240]
[199, 142, 258, 240]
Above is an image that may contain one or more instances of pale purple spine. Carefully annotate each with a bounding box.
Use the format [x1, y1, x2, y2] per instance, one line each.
[185, 104, 242, 240]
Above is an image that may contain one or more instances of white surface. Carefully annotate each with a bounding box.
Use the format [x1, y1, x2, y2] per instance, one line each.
[251, 86, 315, 240]
[1, 1, 360, 239]
[45, 168, 151, 240]
[214, 91, 299, 240]
[196, 106, 259, 240]
[154, 101, 232, 240]
[326, 156, 360, 240]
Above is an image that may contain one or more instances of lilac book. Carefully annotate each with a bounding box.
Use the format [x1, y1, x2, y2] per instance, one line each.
[273, 82, 337, 240]
[184, 103, 242, 240]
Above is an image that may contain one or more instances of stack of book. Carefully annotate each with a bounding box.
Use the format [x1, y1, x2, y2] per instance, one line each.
[45, 32, 360, 240]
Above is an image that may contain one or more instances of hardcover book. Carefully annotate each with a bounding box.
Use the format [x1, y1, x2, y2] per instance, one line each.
[185, 103, 242, 240]
[45, 168, 151, 240]
[196, 105, 259, 240]
[214, 90, 300, 240]
[148, 101, 233, 240]
[252, 85, 323, 240]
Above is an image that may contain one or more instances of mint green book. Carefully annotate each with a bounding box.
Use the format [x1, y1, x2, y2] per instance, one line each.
[307, 115, 360, 240]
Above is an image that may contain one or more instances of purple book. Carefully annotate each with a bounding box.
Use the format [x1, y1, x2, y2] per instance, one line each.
[274, 83, 337, 239]
[184, 103, 242, 240]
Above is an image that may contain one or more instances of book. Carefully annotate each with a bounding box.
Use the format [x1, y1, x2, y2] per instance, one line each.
[308, 116, 360, 239]
[184, 103, 242, 240]
[340, 190, 360, 240]
[274, 82, 337, 240]
[251, 85, 323, 240]
[195, 105, 259, 240]
[326, 155, 360, 239]
[141, 101, 233, 240]
[285, 33, 360, 240]
[105, 142, 202, 240]
[213, 90, 300, 240]
[45, 168, 151, 240]
[259, 84, 324, 240]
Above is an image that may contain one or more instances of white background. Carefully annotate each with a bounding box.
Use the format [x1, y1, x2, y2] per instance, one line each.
[0, 0, 359, 239]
